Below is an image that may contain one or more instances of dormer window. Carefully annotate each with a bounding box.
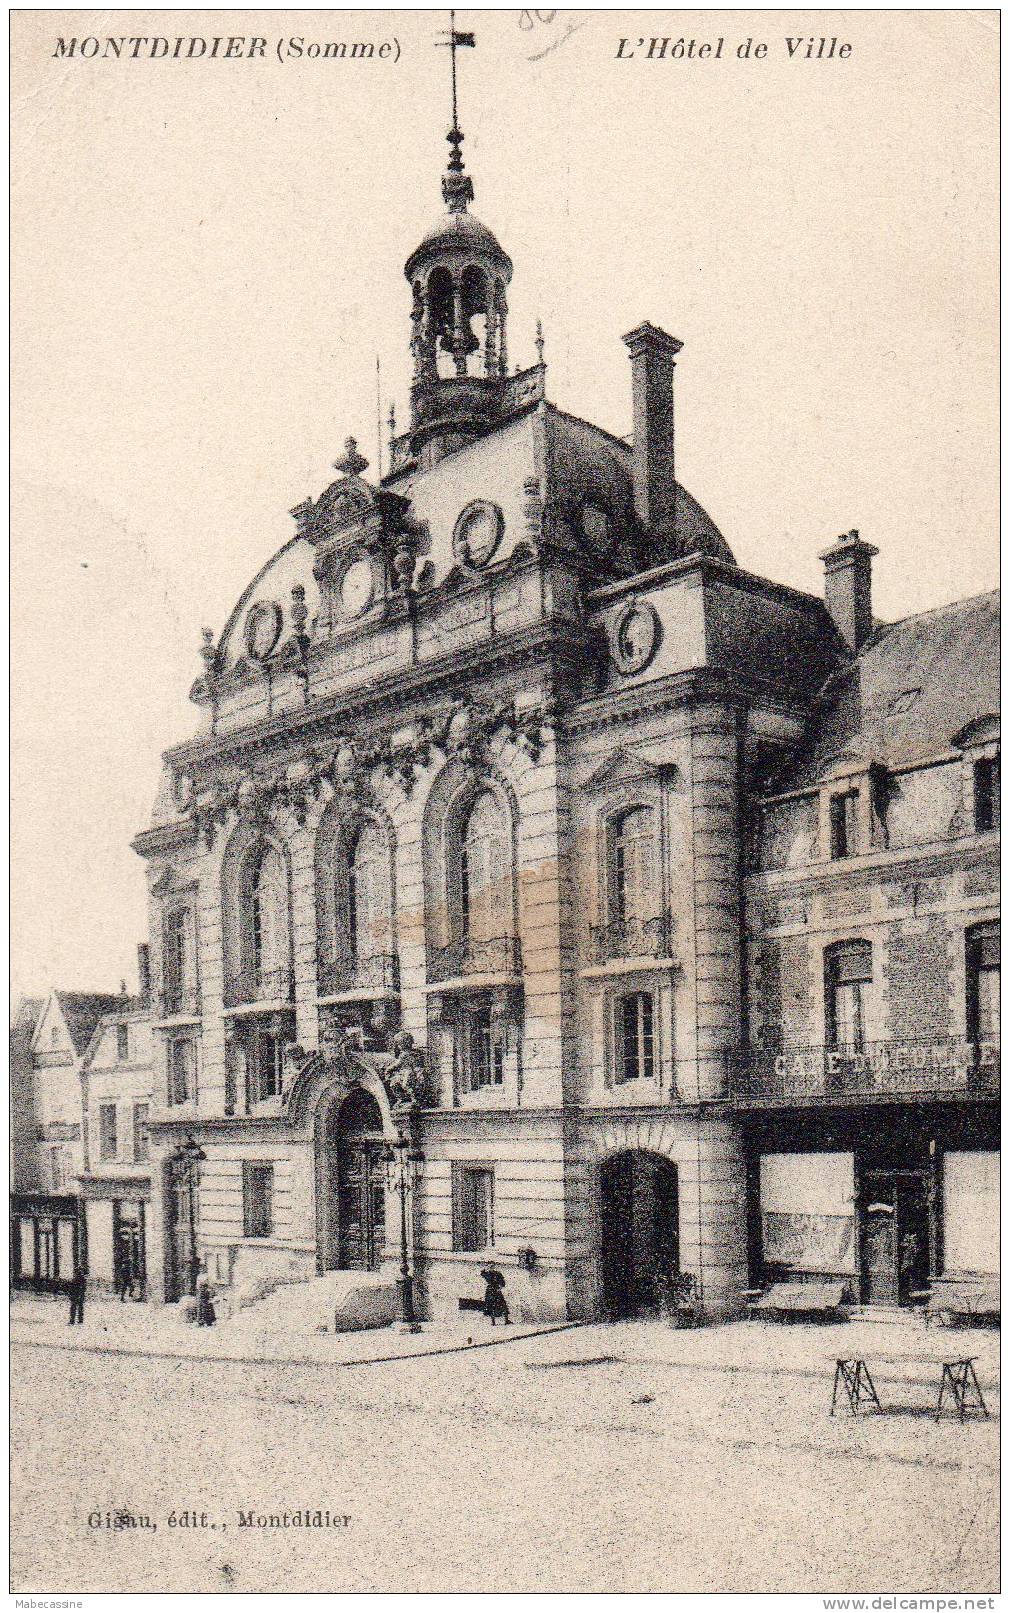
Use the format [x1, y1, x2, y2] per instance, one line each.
[829, 790, 859, 859]
[973, 755, 1000, 832]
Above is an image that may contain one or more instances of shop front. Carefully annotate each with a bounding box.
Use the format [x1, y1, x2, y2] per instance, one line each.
[743, 1104, 998, 1305]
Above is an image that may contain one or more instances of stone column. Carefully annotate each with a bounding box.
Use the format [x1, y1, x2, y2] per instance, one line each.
[689, 701, 742, 1101]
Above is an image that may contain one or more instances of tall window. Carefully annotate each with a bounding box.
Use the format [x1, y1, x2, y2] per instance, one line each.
[252, 1024, 285, 1102]
[461, 792, 508, 945]
[973, 756, 1000, 832]
[467, 996, 506, 1090]
[163, 907, 188, 1012]
[243, 1163, 274, 1238]
[967, 923, 999, 1043]
[829, 790, 859, 859]
[611, 807, 656, 930]
[250, 845, 288, 992]
[99, 1103, 118, 1162]
[132, 1102, 150, 1163]
[348, 822, 385, 961]
[116, 1024, 129, 1063]
[826, 940, 873, 1050]
[616, 991, 655, 1083]
[168, 1038, 194, 1106]
[452, 1164, 494, 1252]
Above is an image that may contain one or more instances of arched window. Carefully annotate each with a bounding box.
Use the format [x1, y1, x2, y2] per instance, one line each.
[347, 821, 387, 962]
[610, 807, 656, 932]
[825, 940, 873, 1051]
[249, 844, 288, 995]
[461, 791, 508, 946]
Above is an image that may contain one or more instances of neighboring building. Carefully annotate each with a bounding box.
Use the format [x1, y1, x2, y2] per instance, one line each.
[79, 1000, 154, 1296]
[735, 583, 999, 1304]
[9, 988, 129, 1291]
[10, 996, 43, 1193]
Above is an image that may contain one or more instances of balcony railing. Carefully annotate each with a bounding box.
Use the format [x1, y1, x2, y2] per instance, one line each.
[156, 983, 202, 1019]
[428, 934, 522, 983]
[223, 967, 294, 1009]
[316, 953, 400, 997]
[727, 1038, 1000, 1106]
[589, 914, 673, 965]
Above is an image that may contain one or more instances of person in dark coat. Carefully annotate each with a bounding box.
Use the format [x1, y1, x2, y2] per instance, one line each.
[67, 1268, 86, 1326]
[196, 1271, 217, 1327]
[116, 1254, 134, 1303]
[480, 1265, 510, 1326]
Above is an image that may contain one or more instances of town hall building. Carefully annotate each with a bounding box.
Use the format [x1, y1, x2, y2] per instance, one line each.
[117, 100, 998, 1326]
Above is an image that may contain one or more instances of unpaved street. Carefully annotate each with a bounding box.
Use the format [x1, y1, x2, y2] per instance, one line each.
[11, 1321, 999, 1593]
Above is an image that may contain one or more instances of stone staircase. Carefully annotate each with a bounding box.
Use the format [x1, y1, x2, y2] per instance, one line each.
[226, 1270, 398, 1336]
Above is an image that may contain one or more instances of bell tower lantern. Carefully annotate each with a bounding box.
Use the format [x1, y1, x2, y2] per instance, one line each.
[403, 18, 513, 464]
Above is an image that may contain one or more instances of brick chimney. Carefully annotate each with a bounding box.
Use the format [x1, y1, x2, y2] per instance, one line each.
[622, 322, 683, 544]
[819, 528, 878, 651]
[137, 942, 151, 1000]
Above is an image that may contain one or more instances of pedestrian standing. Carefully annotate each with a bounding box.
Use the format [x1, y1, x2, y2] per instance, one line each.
[67, 1268, 86, 1326]
[480, 1265, 510, 1326]
[196, 1269, 217, 1327]
[116, 1253, 134, 1303]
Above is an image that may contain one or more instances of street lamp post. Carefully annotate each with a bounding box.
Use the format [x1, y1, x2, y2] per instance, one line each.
[384, 1132, 423, 1333]
[171, 1132, 206, 1298]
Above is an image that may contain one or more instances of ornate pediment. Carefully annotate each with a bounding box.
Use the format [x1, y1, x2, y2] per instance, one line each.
[290, 439, 411, 553]
[584, 746, 675, 791]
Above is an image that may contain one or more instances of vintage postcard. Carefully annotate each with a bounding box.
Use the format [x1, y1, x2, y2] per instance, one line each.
[10, 8, 999, 1597]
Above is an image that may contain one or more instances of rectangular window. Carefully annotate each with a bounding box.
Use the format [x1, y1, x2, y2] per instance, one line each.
[616, 992, 655, 1083]
[116, 1024, 129, 1062]
[973, 756, 999, 832]
[99, 1103, 118, 1162]
[829, 790, 859, 859]
[254, 1027, 284, 1102]
[132, 1102, 150, 1163]
[826, 942, 873, 1052]
[467, 998, 506, 1090]
[452, 1164, 494, 1252]
[242, 1163, 274, 1238]
[168, 1039, 194, 1106]
[966, 923, 999, 1044]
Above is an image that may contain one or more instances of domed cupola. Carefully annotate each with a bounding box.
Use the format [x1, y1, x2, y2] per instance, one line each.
[403, 22, 513, 465]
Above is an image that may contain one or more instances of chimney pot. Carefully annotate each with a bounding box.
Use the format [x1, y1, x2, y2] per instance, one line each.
[819, 529, 879, 651]
[622, 322, 683, 546]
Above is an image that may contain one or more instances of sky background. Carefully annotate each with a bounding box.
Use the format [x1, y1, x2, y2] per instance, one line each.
[11, 8, 999, 1003]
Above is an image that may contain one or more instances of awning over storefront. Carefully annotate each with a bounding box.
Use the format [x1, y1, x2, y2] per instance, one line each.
[759, 1152, 856, 1274]
[943, 1151, 998, 1275]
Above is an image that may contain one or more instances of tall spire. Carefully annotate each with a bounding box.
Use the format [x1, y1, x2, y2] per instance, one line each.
[437, 11, 476, 213]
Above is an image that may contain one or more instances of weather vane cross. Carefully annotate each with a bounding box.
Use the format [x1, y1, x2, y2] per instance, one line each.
[436, 11, 476, 207]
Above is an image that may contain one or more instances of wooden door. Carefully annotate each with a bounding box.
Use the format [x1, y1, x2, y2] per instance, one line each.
[601, 1155, 635, 1318]
[338, 1140, 386, 1271]
[895, 1175, 930, 1304]
[862, 1173, 898, 1304]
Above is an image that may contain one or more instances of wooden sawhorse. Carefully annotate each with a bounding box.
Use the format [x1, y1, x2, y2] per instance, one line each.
[831, 1358, 883, 1416]
[935, 1358, 989, 1423]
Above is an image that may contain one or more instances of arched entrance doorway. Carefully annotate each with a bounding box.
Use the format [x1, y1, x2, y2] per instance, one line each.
[328, 1087, 387, 1272]
[600, 1151, 679, 1319]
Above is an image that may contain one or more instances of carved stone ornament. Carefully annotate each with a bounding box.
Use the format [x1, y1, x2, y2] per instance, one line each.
[244, 599, 284, 662]
[611, 601, 661, 676]
[384, 1030, 431, 1112]
[452, 500, 504, 571]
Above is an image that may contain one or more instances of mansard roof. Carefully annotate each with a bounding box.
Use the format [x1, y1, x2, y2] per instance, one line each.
[781, 589, 999, 788]
[543, 404, 736, 566]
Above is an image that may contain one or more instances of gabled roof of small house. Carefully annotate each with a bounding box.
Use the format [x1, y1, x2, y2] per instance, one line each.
[54, 991, 131, 1056]
[782, 589, 1000, 788]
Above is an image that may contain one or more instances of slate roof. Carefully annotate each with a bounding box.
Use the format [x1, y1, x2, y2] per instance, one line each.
[54, 992, 131, 1056]
[784, 590, 999, 788]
